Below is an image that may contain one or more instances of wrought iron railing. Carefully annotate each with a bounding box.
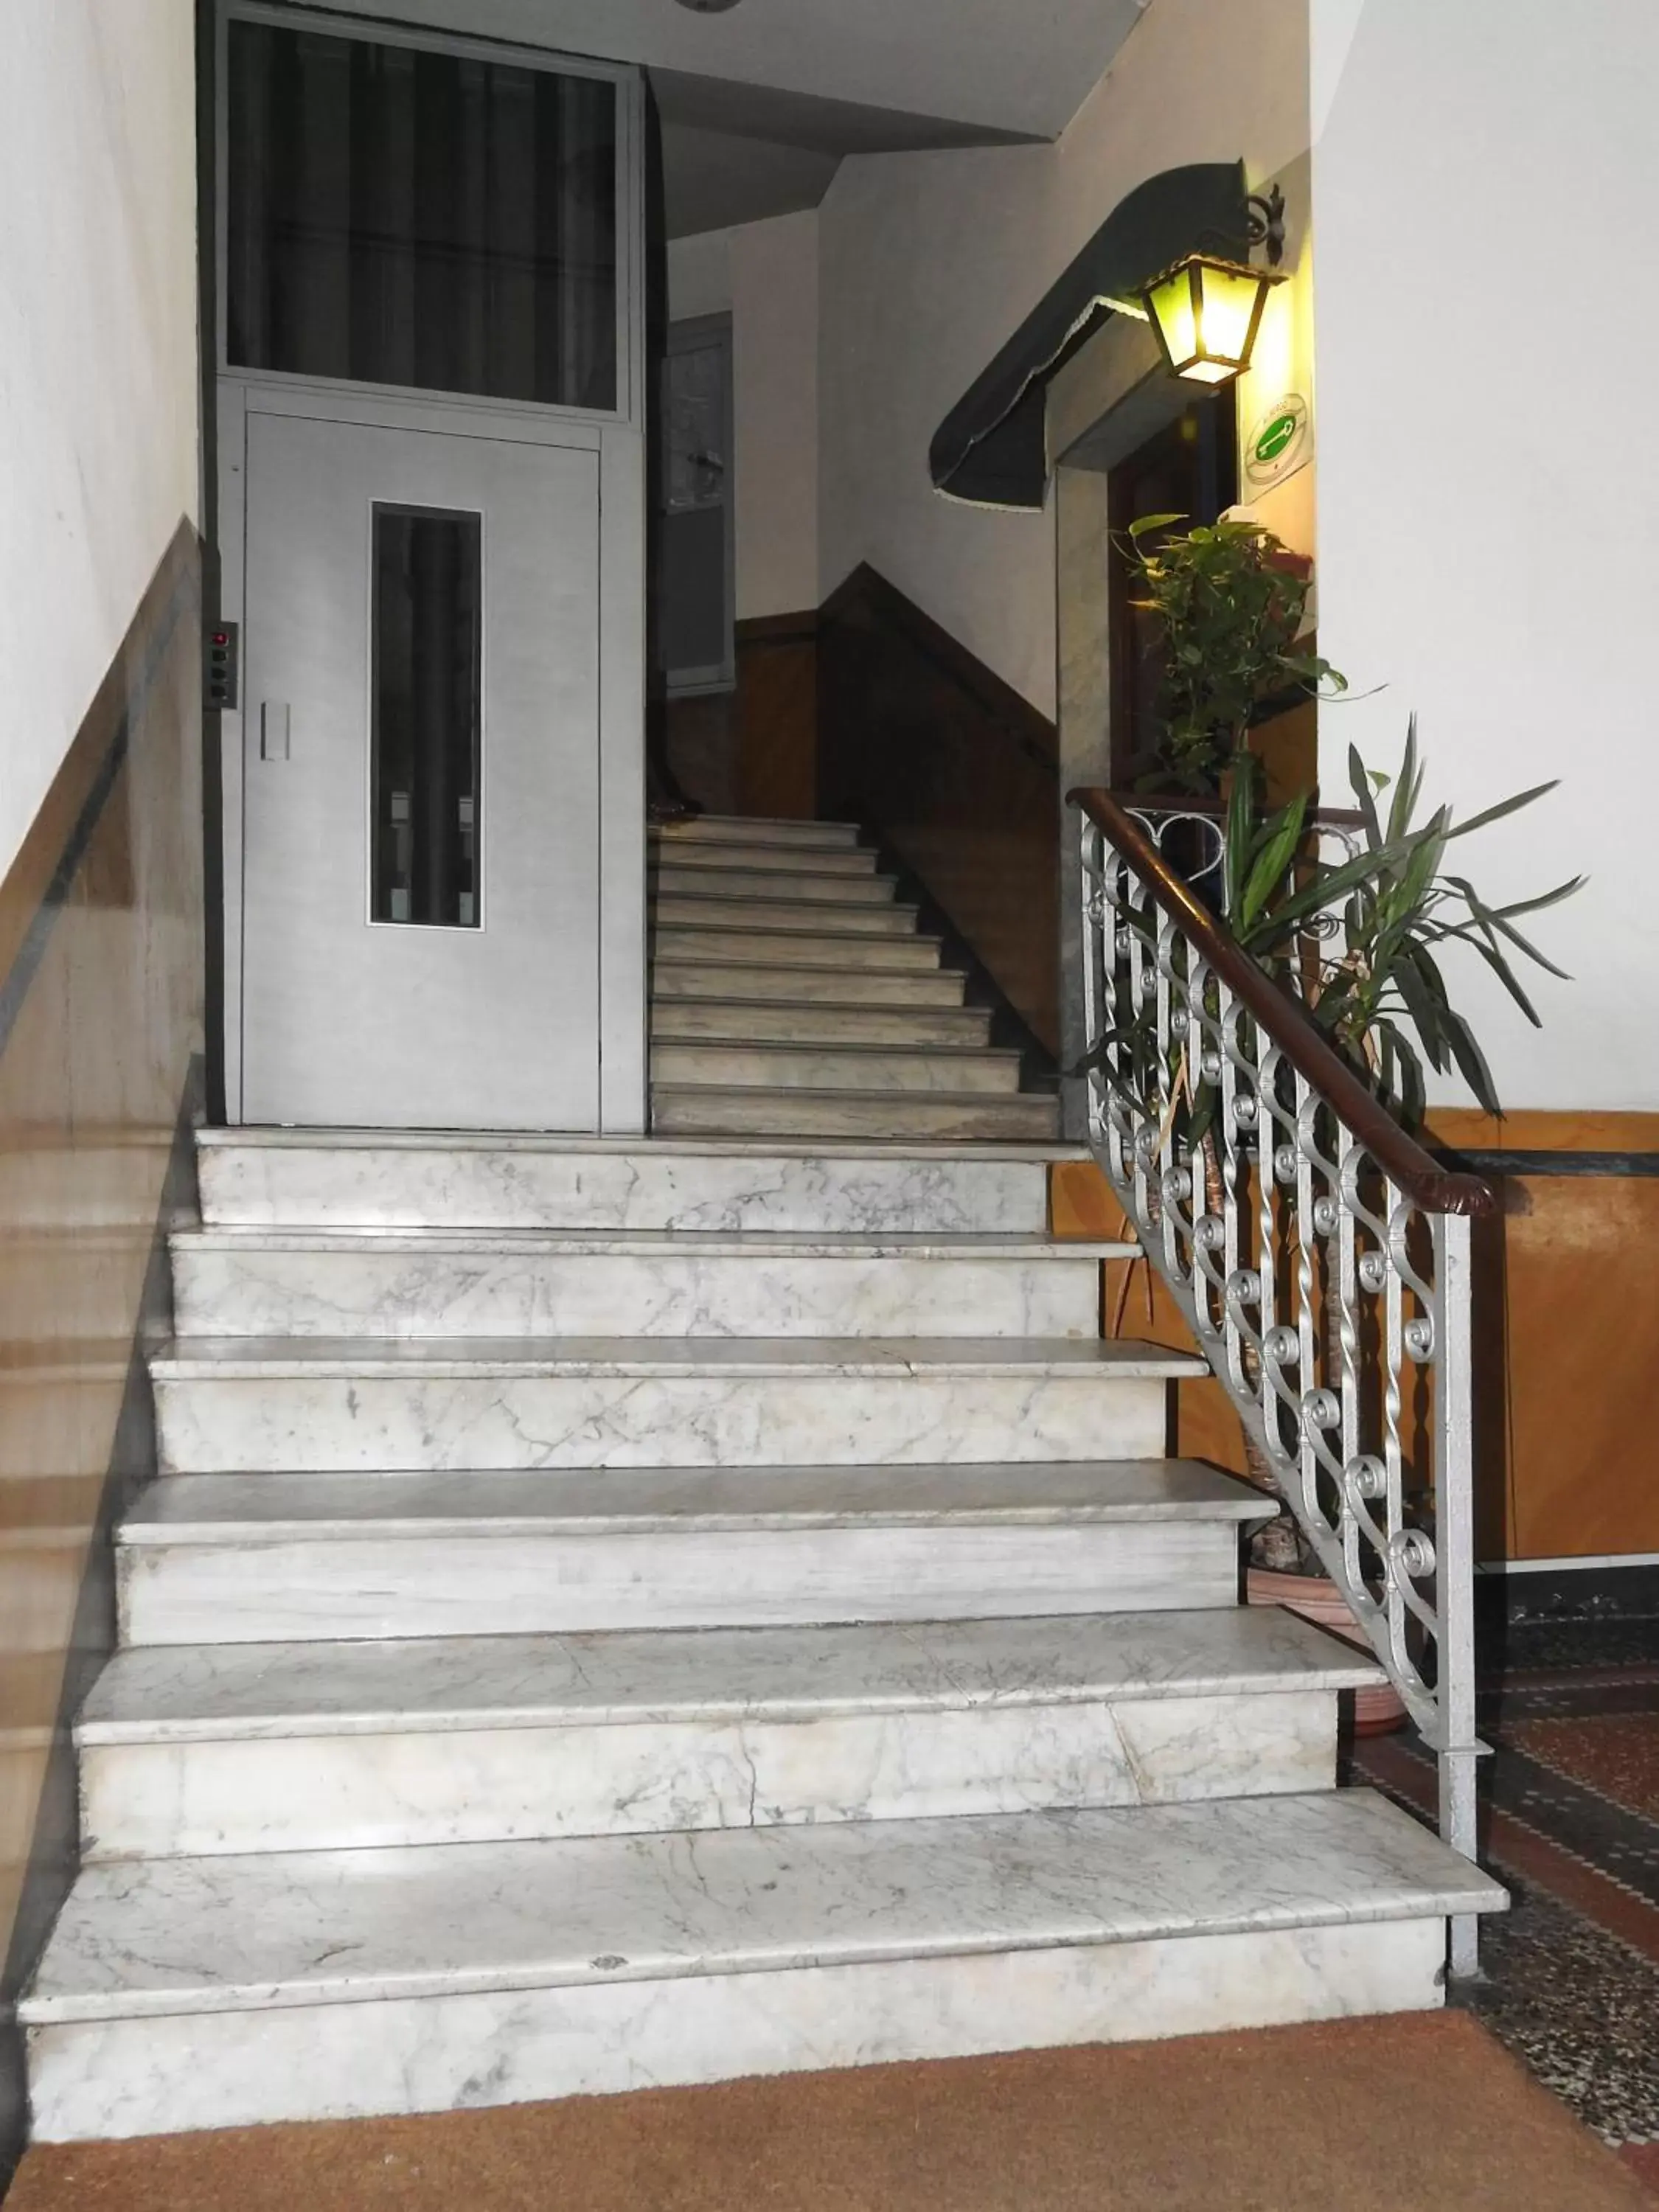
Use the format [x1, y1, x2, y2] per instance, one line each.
[1072, 787, 1497, 1977]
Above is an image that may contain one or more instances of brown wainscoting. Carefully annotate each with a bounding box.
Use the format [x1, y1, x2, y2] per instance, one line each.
[660, 613, 820, 822]
[0, 521, 204, 2183]
[735, 611, 818, 821]
[818, 566, 1060, 1056]
[1427, 1109, 1659, 1564]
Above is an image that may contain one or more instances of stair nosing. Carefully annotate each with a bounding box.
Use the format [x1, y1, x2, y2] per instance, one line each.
[148, 1336, 1199, 1379]
[75, 1610, 1385, 1745]
[18, 1792, 1506, 2026]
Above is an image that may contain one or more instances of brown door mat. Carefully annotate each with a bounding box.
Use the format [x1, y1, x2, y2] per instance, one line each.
[7, 2011, 1650, 2212]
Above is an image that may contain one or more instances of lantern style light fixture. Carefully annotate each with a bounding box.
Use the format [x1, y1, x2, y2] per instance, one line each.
[1138, 186, 1287, 388]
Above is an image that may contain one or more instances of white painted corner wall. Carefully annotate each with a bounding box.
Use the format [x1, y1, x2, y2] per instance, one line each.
[0, 1, 201, 883]
[816, 0, 1312, 719]
[1310, 0, 1659, 1108]
[668, 209, 820, 621]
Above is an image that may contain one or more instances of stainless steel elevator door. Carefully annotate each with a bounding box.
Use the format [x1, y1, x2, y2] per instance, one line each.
[240, 411, 602, 1130]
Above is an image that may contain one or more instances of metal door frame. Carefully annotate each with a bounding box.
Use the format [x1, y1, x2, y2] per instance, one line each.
[212, 1, 649, 1132]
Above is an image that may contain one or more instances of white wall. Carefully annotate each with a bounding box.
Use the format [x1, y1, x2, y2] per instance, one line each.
[0, 2, 200, 883]
[1310, 0, 1659, 1110]
[731, 211, 818, 619]
[818, 0, 1311, 717]
[669, 212, 820, 622]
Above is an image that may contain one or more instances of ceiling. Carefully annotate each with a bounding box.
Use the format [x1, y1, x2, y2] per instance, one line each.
[651, 68, 1026, 240]
[320, 0, 1152, 139]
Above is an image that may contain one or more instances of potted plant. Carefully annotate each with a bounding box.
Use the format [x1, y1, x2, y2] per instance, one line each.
[1123, 512, 1345, 796]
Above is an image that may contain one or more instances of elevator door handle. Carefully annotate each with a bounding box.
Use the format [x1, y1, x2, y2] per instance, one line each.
[259, 700, 291, 762]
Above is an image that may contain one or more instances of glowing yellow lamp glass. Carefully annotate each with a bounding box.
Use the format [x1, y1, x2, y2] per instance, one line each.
[1141, 254, 1283, 386]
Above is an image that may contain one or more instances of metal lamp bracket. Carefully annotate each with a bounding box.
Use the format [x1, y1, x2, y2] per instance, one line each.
[1248, 184, 1287, 268]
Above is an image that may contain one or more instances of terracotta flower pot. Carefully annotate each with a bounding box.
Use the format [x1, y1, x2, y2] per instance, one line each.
[1247, 1565, 1408, 1736]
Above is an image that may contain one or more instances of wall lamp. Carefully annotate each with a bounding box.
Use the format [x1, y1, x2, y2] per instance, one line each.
[1138, 185, 1287, 388]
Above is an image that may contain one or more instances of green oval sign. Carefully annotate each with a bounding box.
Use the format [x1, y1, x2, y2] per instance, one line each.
[1245, 394, 1309, 487]
[1255, 411, 1299, 463]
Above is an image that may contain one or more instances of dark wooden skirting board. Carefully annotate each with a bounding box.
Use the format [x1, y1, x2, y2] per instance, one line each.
[817, 565, 1061, 1056]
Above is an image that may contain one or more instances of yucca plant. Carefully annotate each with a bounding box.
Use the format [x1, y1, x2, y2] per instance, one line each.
[1219, 724, 1583, 1127]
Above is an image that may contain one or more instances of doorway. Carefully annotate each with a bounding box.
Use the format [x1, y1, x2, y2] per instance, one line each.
[214, 3, 648, 1132]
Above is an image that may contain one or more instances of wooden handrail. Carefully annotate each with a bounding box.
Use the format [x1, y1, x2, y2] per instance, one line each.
[1069, 785, 1498, 1220]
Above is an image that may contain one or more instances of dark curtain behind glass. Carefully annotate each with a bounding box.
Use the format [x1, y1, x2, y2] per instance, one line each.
[227, 21, 618, 411]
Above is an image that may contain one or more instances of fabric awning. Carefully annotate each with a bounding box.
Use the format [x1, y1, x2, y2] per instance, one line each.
[928, 161, 1250, 511]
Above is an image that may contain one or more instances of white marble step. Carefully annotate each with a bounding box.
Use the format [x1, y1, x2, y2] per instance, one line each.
[653, 894, 920, 937]
[652, 1085, 1062, 1141]
[650, 841, 879, 877]
[653, 865, 899, 906]
[195, 1133, 1074, 1234]
[652, 1040, 1023, 1096]
[116, 1459, 1259, 1642]
[654, 814, 862, 849]
[653, 925, 942, 970]
[651, 961, 968, 1008]
[652, 998, 992, 1047]
[150, 1335, 1199, 1475]
[23, 1791, 1504, 2138]
[170, 1229, 1121, 1340]
[79, 1610, 1380, 1859]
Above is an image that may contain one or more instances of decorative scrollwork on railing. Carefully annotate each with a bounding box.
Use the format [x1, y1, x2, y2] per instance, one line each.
[1074, 790, 1492, 1975]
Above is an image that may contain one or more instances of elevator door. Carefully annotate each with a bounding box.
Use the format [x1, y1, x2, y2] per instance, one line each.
[240, 408, 602, 1129]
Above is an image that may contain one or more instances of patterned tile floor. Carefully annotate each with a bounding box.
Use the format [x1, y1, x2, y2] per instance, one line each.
[1352, 1614, 1659, 2197]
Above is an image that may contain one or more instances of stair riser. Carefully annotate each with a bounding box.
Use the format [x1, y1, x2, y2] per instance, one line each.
[119, 1522, 1242, 1644]
[653, 897, 917, 936]
[652, 1090, 1060, 1141]
[653, 929, 939, 970]
[651, 1043, 1021, 1096]
[25, 1917, 1445, 2140]
[649, 845, 878, 877]
[652, 1004, 991, 1046]
[152, 1372, 1169, 1472]
[653, 867, 897, 905]
[655, 818, 860, 849]
[652, 966, 966, 1006]
[81, 1691, 1336, 1858]
[170, 1250, 1103, 1340]
[196, 1147, 1053, 1234]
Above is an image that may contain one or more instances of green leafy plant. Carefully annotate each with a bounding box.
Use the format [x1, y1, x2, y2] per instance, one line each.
[1217, 728, 1583, 1127]
[1125, 514, 1347, 793]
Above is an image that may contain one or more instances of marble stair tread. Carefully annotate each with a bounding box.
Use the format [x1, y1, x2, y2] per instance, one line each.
[650, 999, 993, 1045]
[647, 843, 880, 877]
[650, 1087, 1062, 1139]
[651, 895, 922, 936]
[651, 866, 901, 905]
[650, 1040, 1025, 1095]
[172, 1228, 1130, 1259]
[195, 1131, 1085, 1162]
[78, 1609, 1382, 1745]
[21, 1791, 1504, 2025]
[652, 925, 944, 970]
[150, 1335, 1203, 1380]
[120, 1459, 1269, 1540]
[653, 815, 862, 848]
[653, 970, 970, 1010]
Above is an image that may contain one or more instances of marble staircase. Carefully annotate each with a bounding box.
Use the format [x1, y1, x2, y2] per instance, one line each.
[18, 1128, 1504, 2142]
[650, 815, 1060, 1140]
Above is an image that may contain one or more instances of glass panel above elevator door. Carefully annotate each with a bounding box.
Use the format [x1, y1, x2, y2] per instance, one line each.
[226, 17, 619, 411]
